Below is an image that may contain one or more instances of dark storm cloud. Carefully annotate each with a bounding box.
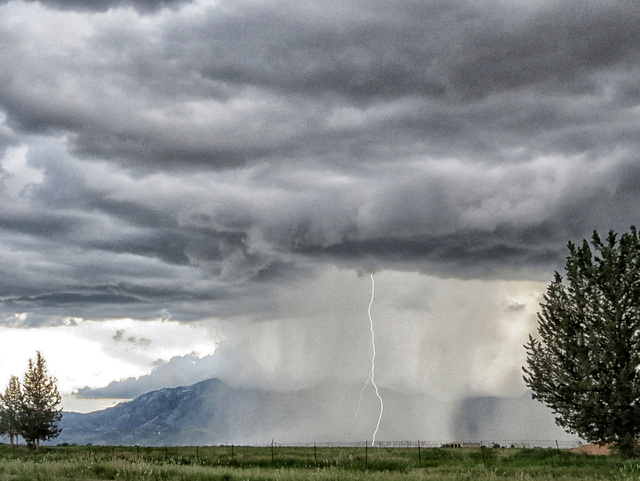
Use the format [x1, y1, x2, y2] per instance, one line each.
[1, 0, 188, 13]
[447, 2, 640, 98]
[194, 0, 640, 101]
[88, 233, 191, 265]
[7, 291, 141, 307]
[2, 0, 639, 169]
[195, 1, 450, 102]
[0, 209, 80, 237]
[1, 0, 640, 325]
[295, 229, 563, 280]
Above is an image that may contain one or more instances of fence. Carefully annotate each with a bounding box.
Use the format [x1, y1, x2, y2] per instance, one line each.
[263, 439, 584, 449]
[41, 441, 581, 463]
[45, 439, 584, 451]
[1, 440, 588, 471]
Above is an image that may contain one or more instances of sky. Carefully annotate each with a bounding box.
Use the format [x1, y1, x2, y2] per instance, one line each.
[1, 0, 639, 440]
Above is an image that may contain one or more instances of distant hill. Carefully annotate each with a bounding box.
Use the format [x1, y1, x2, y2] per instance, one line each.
[55, 378, 452, 446]
[57, 378, 296, 446]
[52, 379, 576, 446]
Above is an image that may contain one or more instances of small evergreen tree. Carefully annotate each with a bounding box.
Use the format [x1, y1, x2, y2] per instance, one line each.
[523, 227, 640, 457]
[19, 352, 62, 449]
[0, 376, 22, 446]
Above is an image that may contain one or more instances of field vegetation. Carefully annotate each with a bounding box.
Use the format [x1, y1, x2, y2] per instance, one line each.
[0, 443, 639, 480]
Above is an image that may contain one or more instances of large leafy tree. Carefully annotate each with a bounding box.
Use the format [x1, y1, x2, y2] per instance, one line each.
[19, 352, 62, 449]
[524, 227, 640, 457]
[0, 376, 23, 446]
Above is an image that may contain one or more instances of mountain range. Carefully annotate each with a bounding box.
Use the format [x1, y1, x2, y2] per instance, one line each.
[53, 378, 575, 446]
[58, 378, 312, 446]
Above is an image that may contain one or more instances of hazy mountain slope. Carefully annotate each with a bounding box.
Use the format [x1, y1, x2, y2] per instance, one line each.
[59, 379, 241, 445]
[54, 379, 576, 446]
[56, 379, 452, 446]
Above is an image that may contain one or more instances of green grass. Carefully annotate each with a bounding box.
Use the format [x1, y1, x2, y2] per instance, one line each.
[0, 444, 637, 480]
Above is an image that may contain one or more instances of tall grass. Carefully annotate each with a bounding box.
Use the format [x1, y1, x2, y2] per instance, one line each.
[0, 444, 637, 480]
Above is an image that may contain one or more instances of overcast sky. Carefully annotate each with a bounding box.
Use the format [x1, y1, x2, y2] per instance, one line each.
[1, 0, 639, 439]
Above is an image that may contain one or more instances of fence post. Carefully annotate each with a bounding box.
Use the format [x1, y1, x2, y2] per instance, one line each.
[231, 444, 234, 461]
[418, 440, 421, 464]
[481, 442, 486, 466]
[196, 445, 199, 461]
[314, 442, 317, 466]
[555, 440, 560, 452]
[271, 439, 274, 463]
[365, 441, 368, 469]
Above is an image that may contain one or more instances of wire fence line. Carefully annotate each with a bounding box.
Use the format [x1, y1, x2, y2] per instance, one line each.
[44, 439, 586, 453]
[248, 439, 584, 449]
[41, 440, 586, 465]
[2, 440, 592, 471]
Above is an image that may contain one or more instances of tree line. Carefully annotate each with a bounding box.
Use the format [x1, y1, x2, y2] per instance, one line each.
[0, 351, 62, 449]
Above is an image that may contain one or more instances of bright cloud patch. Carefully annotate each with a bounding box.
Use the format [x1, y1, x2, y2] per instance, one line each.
[0, 318, 218, 412]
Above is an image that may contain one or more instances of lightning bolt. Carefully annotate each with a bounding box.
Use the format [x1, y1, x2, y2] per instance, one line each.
[351, 273, 384, 446]
[368, 274, 384, 446]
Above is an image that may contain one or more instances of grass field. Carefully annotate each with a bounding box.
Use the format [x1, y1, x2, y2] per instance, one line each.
[0, 443, 638, 480]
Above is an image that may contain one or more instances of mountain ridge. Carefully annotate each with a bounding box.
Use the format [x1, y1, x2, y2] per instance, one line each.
[58, 379, 238, 445]
[52, 379, 576, 446]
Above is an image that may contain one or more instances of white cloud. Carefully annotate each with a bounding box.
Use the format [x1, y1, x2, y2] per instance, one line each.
[0, 318, 218, 412]
[0, 145, 44, 198]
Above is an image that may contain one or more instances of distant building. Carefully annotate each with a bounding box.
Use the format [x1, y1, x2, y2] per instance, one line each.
[442, 442, 483, 448]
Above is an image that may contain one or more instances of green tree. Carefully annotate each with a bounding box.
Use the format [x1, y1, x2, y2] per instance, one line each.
[0, 376, 23, 446]
[19, 352, 62, 449]
[523, 227, 640, 457]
